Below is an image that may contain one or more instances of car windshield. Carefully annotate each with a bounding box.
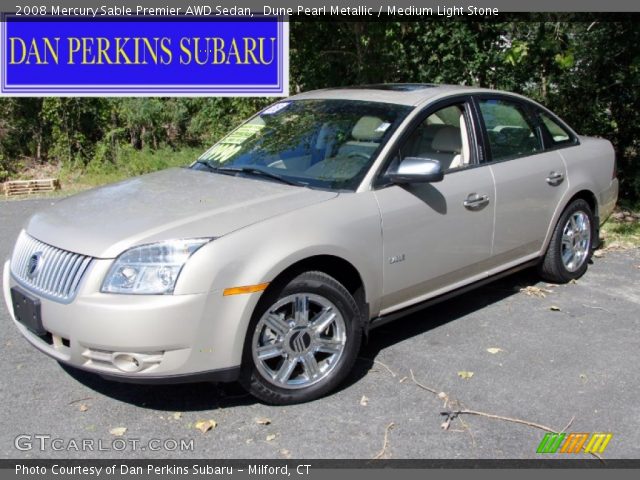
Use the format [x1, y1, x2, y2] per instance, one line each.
[193, 99, 412, 191]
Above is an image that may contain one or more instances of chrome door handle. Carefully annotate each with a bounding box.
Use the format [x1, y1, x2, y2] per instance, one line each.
[546, 171, 564, 186]
[463, 193, 490, 210]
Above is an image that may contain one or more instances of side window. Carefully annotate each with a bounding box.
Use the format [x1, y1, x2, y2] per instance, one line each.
[478, 99, 543, 161]
[539, 111, 572, 146]
[400, 103, 471, 171]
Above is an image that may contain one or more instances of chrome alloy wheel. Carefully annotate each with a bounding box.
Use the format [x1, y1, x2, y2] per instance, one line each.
[561, 211, 591, 272]
[252, 293, 347, 389]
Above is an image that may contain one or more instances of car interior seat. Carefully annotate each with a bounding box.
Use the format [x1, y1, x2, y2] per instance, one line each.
[422, 125, 463, 170]
[336, 116, 386, 159]
[304, 116, 386, 180]
[407, 112, 470, 171]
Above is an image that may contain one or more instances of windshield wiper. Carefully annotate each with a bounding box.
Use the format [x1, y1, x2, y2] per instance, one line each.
[215, 166, 308, 187]
[194, 159, 223, 173]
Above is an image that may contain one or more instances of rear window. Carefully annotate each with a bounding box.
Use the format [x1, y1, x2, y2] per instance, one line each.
[478, 99, 543, 161]
[539, 111, 574, 147]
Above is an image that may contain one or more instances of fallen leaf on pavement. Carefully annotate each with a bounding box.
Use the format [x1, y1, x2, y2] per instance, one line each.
[550, 305, 561, 311]
[172, 412, 182, 420]
[79, 404, 89, 412]
[109, 427, 127, 436]
[194, 419, 217, 434]
[603, 242, 627, 251]
[486, 347, 504, 354]
[280, 449, 292, 459]
[520, 286, 553, 298]
[360, 395, 369, 406]
[457, 371, 474, 380]
[256, 417, 271, 425]
[266, 434, 277, 441]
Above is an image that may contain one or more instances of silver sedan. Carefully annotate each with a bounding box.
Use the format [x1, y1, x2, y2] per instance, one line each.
[3, 84, 618, 404]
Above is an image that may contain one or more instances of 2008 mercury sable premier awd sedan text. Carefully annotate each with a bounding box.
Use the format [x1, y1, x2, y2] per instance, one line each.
[3, 84, 618, 404]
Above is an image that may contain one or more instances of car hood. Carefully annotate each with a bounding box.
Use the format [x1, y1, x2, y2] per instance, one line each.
[25, 168, 337, 258]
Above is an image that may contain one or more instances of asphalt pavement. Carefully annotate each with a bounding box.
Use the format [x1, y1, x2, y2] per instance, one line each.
[1, 198, 638, 459]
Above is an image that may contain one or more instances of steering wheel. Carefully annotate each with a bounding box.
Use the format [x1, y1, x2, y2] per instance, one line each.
[346, 151, 370, 160]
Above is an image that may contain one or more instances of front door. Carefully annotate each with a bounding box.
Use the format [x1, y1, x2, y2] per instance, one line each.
[374, 100, 495, 313]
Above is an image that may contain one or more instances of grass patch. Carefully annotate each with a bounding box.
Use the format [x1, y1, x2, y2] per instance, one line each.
[601, 219, 640, 248]
[62, 146, 200, 188]
[600, 202, 640, 248]
[3, 146, 201, 201]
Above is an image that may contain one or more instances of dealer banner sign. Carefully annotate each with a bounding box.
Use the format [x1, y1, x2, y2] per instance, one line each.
[0, 15, 289, 96]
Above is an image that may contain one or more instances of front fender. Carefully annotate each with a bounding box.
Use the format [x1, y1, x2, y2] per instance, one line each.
[176, 191, 384, 313]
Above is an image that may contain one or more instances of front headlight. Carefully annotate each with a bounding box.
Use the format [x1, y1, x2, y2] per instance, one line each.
[101, 239, 211, 295]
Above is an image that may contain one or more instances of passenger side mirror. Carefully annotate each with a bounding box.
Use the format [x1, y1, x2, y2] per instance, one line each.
[387, 157, 444, 184]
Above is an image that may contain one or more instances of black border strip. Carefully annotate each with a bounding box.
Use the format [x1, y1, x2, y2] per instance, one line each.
[1, 12, 640, 21]
[2, 459, 640, 468]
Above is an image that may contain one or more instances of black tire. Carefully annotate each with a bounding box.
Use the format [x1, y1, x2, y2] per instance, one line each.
[539, 199, 595, 283]
[240, 271, 363, 405]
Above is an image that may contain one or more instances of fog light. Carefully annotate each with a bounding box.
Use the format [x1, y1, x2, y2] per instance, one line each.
[83, 348, 164, 372]
[112, 353, 144, 373]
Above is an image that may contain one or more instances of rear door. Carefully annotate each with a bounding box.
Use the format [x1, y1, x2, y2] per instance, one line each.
[474, 96, 569, 264]
[374, 97, 495, 312]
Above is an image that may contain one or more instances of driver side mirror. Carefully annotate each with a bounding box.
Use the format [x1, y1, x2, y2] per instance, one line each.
[387, 157, 444, 184]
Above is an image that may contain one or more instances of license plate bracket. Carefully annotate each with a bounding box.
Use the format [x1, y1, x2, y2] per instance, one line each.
[11, 286, 46, 336]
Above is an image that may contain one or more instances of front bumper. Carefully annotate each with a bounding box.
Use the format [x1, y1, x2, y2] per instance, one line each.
[3, 258, 258, 383]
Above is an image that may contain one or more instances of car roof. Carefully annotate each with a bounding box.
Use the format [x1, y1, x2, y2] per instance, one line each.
[289, 84, 510, 106]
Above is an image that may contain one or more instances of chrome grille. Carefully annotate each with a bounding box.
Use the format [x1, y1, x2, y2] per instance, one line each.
[10, 230, 93, 303]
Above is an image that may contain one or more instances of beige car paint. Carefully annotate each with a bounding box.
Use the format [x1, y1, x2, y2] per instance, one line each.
[374, 166, 495, 311]
[25, 168, 337, 259]
[489, 150, 569, 264]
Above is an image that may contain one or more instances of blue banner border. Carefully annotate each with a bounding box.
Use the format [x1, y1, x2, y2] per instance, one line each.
[0, 14, 288, 96]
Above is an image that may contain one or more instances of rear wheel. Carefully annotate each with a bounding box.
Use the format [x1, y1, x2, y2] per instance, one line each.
[241, 271, 362, 405]
[539, 199, 595, 283]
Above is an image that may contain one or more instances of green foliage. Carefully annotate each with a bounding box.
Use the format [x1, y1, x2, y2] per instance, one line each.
[61, 146, 200, 187]
[0, 98, 47, 180]
[0, 20, 638, 200]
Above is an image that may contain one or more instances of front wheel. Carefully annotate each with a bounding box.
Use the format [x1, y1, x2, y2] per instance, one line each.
[241, 271, 363, 405]
[539, 199, 595, 283]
